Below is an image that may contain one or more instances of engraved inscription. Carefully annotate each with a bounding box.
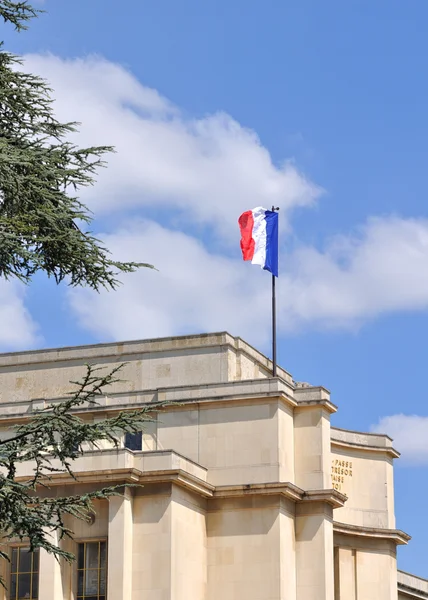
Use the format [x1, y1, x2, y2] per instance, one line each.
[331, 458, 353, 492]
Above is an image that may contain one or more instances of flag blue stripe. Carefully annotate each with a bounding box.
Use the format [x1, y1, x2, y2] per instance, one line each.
[263, 210, 279, 277]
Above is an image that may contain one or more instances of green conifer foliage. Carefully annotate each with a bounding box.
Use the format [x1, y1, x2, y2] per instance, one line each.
[0, 1, 152, 290]
[0, 2, 159, 582]
[0, 364, 161, 570]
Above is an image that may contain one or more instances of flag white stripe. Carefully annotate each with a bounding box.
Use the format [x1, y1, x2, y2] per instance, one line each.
[251, 207, 267, 268]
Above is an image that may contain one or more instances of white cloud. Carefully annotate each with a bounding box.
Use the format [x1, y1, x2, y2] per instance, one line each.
[22, 54, 321, 239]
[280, 216, 428, 330]
[371, 415, 428, 465]
[0, 281, 40, 351]
[67, 216, 428, 345]
[68, 220, 272, 345]
[17, 53, 428, 343]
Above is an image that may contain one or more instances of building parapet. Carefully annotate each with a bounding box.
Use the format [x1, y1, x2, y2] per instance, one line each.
[334, 521, 410, 546]
[398, 570, 428, 599]
[0, 378, 300, 422]
[0, 380, 346, 424]
[331, 426, 400, 458]
[0, 331, 294, 386]
[0, 332, 236, 366]
[11, 448, 208, 486]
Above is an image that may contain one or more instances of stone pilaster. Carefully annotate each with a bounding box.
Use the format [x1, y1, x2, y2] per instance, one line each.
[107, 488, 133, 599]
[38, 530, 64, 600]
[296, 500, 335, 600]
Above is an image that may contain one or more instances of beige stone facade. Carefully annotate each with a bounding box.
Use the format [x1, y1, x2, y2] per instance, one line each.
[0, 331, 426, 599]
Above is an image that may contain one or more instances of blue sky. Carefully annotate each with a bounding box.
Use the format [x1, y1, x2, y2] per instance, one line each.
[2, 0, 428, 576]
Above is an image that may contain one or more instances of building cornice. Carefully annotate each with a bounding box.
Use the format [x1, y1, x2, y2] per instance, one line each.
[398, 571, 428, 599]
[331, 439, 400, 459]
[19, 468, 216, 498]
[19, 461, 347, 509]
[25, 471, 306, 503]
[333, 520, 411, 545]
[331, 426, 400, 459]
[398, 586, 428, 600]
[301, 489, 347, 509]
[213, 482, 303, 502]
[0, 378, 299, 423]
[294, 399, 338, 415]
[0, 379, 346, 422]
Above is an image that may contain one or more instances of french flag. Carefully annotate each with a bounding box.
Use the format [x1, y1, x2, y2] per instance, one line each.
[238, 207, 279, 277]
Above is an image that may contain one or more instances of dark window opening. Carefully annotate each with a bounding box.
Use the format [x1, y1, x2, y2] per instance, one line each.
[77, 540, 107, 600]
[10, 547, 39, 600]
[124, 431, 142, 451]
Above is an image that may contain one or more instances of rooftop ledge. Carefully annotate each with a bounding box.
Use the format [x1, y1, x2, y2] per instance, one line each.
[331, 426, 400, 458]
[398, 570, 428, 599]
[0, 331, 295, 384]
[0, 378, 339, 423]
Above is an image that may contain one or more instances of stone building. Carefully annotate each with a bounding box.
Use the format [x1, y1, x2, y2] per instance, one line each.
[0, 331, 426, 600]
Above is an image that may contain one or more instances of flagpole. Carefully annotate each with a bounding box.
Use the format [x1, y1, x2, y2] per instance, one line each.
[272, 270, 277, 377]
[271, 206, 279, 377]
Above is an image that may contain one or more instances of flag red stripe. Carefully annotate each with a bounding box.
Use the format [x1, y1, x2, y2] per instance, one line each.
[238, 210, 255, 261]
